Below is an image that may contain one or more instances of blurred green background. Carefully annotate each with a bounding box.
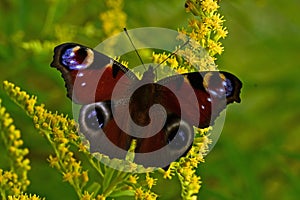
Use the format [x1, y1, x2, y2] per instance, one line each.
[0, 0, 299, 199]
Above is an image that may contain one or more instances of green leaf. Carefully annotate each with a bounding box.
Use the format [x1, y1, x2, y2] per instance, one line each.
[102, 167, 116, 192]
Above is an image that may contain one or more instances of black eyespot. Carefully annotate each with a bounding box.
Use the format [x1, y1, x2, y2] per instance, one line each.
[79, 101, 112, 132]
[168, 128, 190, 149]
[164, 115, 194, 155]
[85, 108, 104, 129]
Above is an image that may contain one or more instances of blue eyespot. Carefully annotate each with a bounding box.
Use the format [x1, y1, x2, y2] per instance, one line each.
[61, 47, 91, 70]
[224, 79, 233, 97]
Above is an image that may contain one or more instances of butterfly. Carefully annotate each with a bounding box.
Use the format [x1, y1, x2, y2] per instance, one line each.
[51, 42, 242, 168]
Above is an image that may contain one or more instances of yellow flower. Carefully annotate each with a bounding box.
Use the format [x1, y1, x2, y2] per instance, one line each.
[96, 194, 106, 200]
[63, 172, 73, 183]
[201, 0, 219, 13]
[168, 57, 179, 69]
[143, 191, 158, 200]
[135, 187, 144, 199]
[81, 191, 93, 200]
[48, 155, 59, 168]
[159, 162, 177, 179]
[128, 175, 139, 184]
[207, 39, 224, 55]
[145, 173, 157, 189]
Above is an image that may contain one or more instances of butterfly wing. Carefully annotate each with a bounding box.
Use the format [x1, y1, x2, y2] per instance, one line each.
[51, 43, 138, 158]
[51, 43, 138, 104]
[155, 71, 242, 128]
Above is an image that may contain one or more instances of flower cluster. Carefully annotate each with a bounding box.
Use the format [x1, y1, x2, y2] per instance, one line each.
[2, 81, 90, 198]
[152, 0, 226, 72]
[2, 81, 158, 199]
[184, 0, 227, 57]
[127, 173, 158, 200]
[151, 1, 226, 199]
[0, 99, 31, 199]
[99, 0, 127, 37]
[176, 128, 212, 199]
[157, 127, 211, 200]
[8, 193, 44, 200]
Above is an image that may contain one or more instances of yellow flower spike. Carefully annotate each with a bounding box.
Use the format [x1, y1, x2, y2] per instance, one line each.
[8, 193, 45, 200]
[182, 0, 226, 60]
[100, 0, 127, 37]
[0, 98, 31, 196]
[25, 96, 37, 115]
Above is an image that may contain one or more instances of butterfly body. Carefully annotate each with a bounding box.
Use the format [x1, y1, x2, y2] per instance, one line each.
[51, 43, 242, 167]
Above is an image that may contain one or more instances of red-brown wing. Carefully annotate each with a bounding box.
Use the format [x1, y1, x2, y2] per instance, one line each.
[50, 43, 137, 104]
[156, 71, 242, 128]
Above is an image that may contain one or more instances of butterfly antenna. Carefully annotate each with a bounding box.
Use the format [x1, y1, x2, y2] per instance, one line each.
[154, 39, 190, 70]
[123, 28, 146, 70]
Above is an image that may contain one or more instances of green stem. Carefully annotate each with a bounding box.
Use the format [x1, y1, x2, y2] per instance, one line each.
[87, 155, 104, 178]
[102, 172, 130, 197]
[0, 191, 6, 200]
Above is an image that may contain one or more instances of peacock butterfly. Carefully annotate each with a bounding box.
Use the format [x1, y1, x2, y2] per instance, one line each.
[51, 42, 242, 168]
